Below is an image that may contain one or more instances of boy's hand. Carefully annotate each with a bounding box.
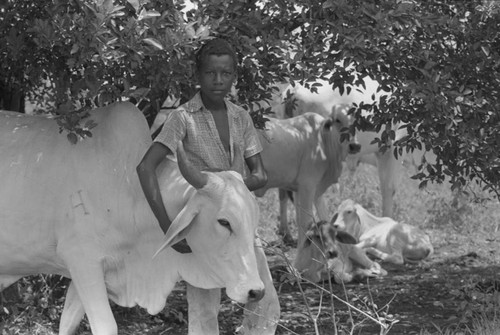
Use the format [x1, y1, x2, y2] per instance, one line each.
[172, 238, 192, 254]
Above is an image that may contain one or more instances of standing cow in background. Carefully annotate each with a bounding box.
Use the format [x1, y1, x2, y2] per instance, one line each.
[277, 78, 404, 218]
[254, 110, 361, 276]
[332, 199, 434, 265]
[0, 103, 279, 335]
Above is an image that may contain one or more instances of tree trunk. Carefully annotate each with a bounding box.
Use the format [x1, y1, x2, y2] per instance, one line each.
[0, 85, 25, 113]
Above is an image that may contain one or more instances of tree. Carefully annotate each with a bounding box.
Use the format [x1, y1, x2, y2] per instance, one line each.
[1, 0, 499, 197]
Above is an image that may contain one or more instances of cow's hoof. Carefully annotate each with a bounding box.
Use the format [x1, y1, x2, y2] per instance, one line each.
[370, 262, 388, 277]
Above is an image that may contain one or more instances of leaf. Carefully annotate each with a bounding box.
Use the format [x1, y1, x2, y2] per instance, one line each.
[67, 133, 78, 145]
[184, 22, 196, 39]
[195, 25, 210, 39]
[481, 45, 490, 57]
[127, 0, 140, 12]
[143, 38, 164, 50]
[129, 87, 150, 100]
[138, 9, 161, 20]
[70, 44, 79, 55]
[98, 0, 114, 14]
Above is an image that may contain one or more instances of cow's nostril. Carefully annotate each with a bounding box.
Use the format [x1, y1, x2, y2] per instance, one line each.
[248, 288, 265, 302]
[349, 143, 361, 154]
[326, 250, 337, 259]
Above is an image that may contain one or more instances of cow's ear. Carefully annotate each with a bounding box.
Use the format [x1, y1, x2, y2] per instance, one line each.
[153, 198, 201, 258]
[336, 231, 357, 245]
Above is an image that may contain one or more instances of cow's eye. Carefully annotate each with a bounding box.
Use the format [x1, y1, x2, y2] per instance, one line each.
[218, 219, 232, 232]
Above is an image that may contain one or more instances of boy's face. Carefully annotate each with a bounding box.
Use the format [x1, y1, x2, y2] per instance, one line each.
[197, 54, 237, 103]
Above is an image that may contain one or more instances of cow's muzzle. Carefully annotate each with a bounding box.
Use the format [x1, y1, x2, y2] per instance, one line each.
[348, 143, 361, 154]
[248, 288, 265, 302]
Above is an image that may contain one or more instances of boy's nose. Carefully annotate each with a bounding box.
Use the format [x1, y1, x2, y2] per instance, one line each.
[215, 73, 223, 83]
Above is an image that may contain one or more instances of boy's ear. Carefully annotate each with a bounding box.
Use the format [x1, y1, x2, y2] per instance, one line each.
[194, 68, 201, 82]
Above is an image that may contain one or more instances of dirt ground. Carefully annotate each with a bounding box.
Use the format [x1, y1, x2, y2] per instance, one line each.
[90, 223, 500, 335]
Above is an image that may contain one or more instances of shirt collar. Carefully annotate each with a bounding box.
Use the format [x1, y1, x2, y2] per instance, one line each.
[185, 92, 235, 117]
[184, 92, 205, 113]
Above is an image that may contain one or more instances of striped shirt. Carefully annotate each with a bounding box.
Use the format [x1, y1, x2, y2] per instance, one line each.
[154, 92, 262, 177]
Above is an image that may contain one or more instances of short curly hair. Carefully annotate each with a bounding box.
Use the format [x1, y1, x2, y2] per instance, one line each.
[195, 38, 238, 71]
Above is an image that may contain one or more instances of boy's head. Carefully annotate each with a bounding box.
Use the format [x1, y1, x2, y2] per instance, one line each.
[195, 38, 238, 72]
[195, 38, 238, 103]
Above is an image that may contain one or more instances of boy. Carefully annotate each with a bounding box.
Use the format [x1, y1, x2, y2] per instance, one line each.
[137, 38, 279, 334]
[137, 38, 267, 251]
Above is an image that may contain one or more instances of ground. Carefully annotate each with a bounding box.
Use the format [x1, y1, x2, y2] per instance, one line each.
[1, 164, 499, 334]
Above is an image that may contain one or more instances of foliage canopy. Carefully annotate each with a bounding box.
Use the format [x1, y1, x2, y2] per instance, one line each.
[0, 0, 499, 197]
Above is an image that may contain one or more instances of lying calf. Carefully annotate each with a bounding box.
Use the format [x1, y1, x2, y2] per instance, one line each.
[332, 199, 434, 264]
[294, 220, 387, 283]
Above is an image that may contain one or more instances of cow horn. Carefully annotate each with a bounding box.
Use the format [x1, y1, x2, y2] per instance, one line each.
[177, 141, 208, 189]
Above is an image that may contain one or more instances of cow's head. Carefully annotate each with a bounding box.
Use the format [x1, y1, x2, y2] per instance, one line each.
[322, 108, 361, 166]
[154, 142, 264, 304]
[330, 199, 363, 237]
[294, 220, 357, 283]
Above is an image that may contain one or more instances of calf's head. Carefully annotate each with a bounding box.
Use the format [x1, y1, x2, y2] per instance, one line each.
[154, 142, 264, 304]
[330, 199, 363, 237]
[294, 220, 357, 283]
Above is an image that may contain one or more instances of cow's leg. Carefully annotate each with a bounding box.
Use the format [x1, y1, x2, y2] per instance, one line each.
[186, 285, 220, 335]
[293, 188, 316, 272]
[62, 253, 117, 335]
[376, 150, 400, 217]
[59, 281, 85, 335]
[355, 236, 405, 265]
[313, 194, 329, 222]
[278, 189, 294, 245]
[328, 258, 355, 284]
[347, 246, 388, 276]
[293, 188, 315, 248]
[364, 247, 404, 265]
[239, 240, 280, 335]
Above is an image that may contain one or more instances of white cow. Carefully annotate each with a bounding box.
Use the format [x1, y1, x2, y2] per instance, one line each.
[332, 199, 434, 265]
[0, 103, 278, 335]
[254, 111, 361, 277]
[294, 220, 387, 284]
[278, 78, 404, 218]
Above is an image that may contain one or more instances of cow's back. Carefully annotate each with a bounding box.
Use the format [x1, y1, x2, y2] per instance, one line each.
[256, 113, 323, 193]
[0, 102, 151, 274]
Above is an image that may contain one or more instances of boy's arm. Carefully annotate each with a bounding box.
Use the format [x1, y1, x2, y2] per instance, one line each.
[244, 153, 268, 191]
[137, 142, 192, 254]
[136, 142, 173, 234]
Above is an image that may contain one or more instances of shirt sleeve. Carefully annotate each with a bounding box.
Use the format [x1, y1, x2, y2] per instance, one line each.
[154, 109, 187, 155]
[242, 111, 263, 159]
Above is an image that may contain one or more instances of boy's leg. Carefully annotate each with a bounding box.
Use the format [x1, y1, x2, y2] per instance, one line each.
[239, 239, 280, 335]
[186, 284, 221, 335]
